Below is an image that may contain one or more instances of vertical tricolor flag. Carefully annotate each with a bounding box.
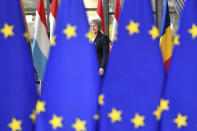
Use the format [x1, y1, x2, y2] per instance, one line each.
[32, 0, 50, 81]
[50, 0, 58, 40]
[110, 0, 121, 49]
[96, 0, 105, 34]
[160, 0, 173, 72]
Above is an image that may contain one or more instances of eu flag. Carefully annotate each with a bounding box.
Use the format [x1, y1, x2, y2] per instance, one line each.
[99, 0, 165, 130]
[161, 0, 197, 130]
[0, 0, 37, 130]
[35, 0, 100, 130]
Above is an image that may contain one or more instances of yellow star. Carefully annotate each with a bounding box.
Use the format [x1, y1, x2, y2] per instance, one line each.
[8, 118, 22, 131]
[50, 35, 56, 46]
[149, 26, 160, 40]
[160, 99, 169, 111]
[1, 23, 14, 38]
[108, 108, 122, 123]
[86, 29, 94, 42]
[29, 110, 37, 123]
[174, 113, 187, 128]
[126, 20, 140, 35]
[49, 114, 63, 130]
[131, 113, 145, 128]
[93, 114, 100, 120]
[173, 35, 180, 45]
[153, 106, 162, 121]
[98, 94, 104, 106]
[24, 31, 30, 42]
[188, 24, 197, 39]
[72, 118, 87, 131]
[63, 24, 77, 39]
[36, 100, 46, 114]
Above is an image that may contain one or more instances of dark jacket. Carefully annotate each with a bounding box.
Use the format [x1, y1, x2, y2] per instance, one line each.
[93, 31, 110, 69]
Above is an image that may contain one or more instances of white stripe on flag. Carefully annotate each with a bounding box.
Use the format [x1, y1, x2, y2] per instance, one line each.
[50, 13, 56, 40]
[34, 11, 50, 58]
[111, 18, 118, 42]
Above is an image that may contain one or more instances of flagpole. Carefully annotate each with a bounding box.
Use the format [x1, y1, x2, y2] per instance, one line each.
[156, 0, 163, 30]
[46, 0, 50, 34]
[103, 0, 109, 35]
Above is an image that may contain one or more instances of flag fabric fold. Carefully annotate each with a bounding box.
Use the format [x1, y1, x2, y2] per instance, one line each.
[35, 0, 100, 130]
[32, 0, 50, 81]
[99, 0, 165, 130]
[160, 0, 173, 72]
[161, 0, 197, 130]
[0, 0, 37, 130]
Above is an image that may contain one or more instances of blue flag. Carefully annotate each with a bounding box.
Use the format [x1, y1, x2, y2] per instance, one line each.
[161, 0, 197, 130]
[35, 0, 100, 130]
[99, 0, 165, 130]
[0, 0, 37, 131]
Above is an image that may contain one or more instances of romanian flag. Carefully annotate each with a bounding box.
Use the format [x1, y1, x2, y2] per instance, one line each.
[160, 0, 173, 72]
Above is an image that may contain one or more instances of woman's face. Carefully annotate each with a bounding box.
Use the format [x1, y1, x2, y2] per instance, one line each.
[90, 22, 99, 35]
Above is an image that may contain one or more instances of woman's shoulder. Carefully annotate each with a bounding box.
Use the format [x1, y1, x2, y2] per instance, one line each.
[98, 32, 109, 40]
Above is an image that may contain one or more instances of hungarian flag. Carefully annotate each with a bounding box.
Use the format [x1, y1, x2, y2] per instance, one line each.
[96, 0, 105, 34]
[110, 0, 121, 49]
[50, 0, 58, 40]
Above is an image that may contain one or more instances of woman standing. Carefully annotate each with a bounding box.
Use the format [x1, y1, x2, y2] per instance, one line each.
[90, 19, 110, 76]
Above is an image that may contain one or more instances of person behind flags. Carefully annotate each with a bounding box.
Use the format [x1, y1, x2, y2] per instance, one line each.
[90, 19, 110, 76]
[0, 0, 37, 130]
[32, 0, 50, 82]
[99, 0, 165, 130]
[160, 0, 173, 72]
[35, 0, 100, 130]
[161, 0, 197, 130]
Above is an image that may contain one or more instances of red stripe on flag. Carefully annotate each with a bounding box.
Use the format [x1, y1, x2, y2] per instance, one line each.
[165, 58, 171, 72]
[37, 0, 48, 34]
[114, 0, 121, 21]
[97, 0, 105, 34]
[50, 0, 58, 19]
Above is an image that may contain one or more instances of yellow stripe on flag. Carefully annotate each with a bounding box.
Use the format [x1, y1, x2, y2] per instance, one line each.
[160, 26, 173, 62]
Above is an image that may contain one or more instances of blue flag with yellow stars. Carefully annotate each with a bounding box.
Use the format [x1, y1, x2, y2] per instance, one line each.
[161, 0, 197, 130]
[35, 0, 100, 131]
[0, 0, 37, 131]
[99, 0, 165, 130]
